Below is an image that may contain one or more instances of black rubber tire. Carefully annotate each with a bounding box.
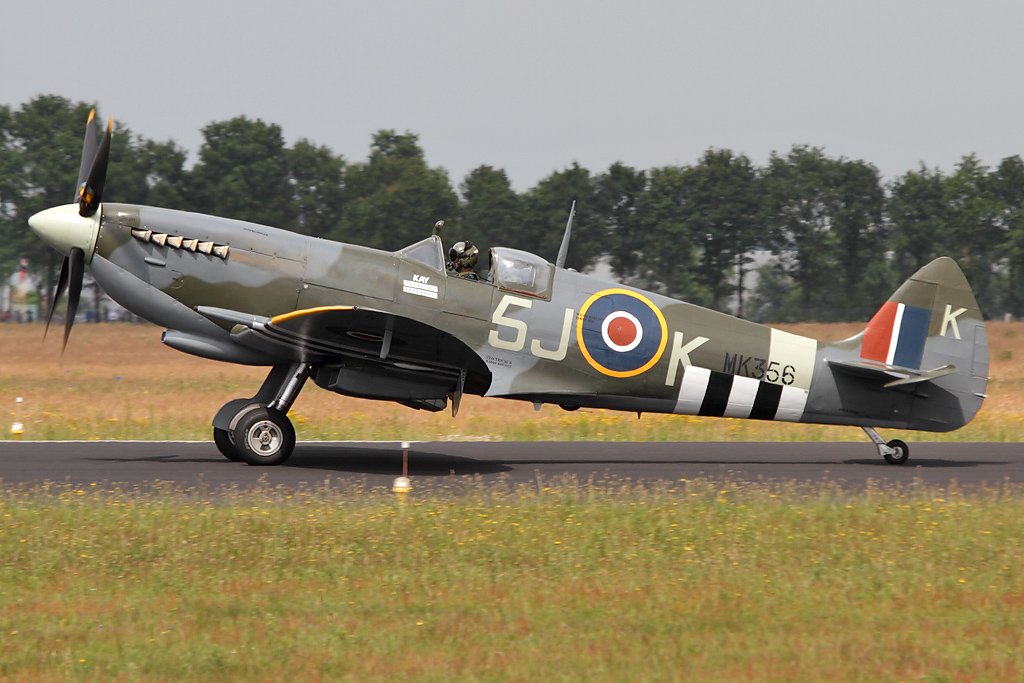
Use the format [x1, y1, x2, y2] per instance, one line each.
[213, 402, 265, 461]
[883, 438, 909, 465]
[213, 427, 243, 461]
[232, 406, 295, 466]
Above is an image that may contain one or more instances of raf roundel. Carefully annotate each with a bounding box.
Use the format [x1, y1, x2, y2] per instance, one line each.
[576, 289, 668, 377]
[602, 311, 642, 351]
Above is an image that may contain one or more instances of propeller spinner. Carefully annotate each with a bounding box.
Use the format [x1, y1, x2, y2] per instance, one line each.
[30, 109, 111, 350]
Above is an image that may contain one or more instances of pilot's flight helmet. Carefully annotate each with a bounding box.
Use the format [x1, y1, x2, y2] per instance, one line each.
[449, 241, 479, 270]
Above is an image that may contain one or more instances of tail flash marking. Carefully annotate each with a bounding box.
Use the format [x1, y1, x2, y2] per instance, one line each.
[886, 303, 905, 364]
[862, 301, 930, 370]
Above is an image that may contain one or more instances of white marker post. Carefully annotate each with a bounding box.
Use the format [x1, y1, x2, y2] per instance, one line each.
[10, 397, 24, 440]
[392, 441, 412, 495]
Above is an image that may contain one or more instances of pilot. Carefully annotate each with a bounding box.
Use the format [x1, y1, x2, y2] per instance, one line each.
[448, 241, 480, 280]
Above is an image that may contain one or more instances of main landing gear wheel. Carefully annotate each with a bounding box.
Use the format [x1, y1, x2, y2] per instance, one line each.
[215, 402, 266, 462]
[212, 363, 309, 467]
[883, 439, 909, 465]
[232, 406, 296, 466]
[213, 427, 242, 462]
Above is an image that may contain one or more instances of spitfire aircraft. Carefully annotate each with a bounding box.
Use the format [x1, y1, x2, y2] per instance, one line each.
[27, 113, 988, 466]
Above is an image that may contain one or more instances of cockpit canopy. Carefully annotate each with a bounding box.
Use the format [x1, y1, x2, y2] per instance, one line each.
[489, 247, 553, 299]
[396, 236, 445, 271]
[396, 238, 554, 300]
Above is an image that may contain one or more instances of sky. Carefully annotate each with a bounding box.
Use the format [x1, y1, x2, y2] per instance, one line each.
[4, 1, 1023, 191]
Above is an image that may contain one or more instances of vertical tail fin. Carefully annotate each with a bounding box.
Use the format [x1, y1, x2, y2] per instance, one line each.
[858, 257, 988, 429]
[862, 258, 986, 371]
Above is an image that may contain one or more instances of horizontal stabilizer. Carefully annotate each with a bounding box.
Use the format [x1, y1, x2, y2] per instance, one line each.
[828, 359, 956, 388]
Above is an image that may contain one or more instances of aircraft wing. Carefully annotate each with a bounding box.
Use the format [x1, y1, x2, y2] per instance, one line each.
[196, 305, 491, 396]
[827, 359, 957, 388]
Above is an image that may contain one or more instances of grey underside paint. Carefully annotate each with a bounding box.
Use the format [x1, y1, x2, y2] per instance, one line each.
[90, 255, 227, 339]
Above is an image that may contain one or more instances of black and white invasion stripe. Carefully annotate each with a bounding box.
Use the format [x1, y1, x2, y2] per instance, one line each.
[673, 366, 808, 422]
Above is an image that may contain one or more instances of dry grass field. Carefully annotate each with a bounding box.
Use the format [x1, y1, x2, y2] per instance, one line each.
[1, 320, 1023, 442]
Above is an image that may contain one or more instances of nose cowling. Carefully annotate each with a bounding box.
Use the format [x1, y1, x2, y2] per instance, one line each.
[28, 204, 101, 263]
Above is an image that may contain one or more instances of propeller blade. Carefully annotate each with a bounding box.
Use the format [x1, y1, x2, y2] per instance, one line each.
[74, 109, 99, 204]
[78, 117, 112, 218]
[43, 256, 71, 340]
[63, 247, 85, 353]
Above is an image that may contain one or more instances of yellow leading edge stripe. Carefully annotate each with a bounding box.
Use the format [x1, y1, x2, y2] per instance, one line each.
[270, 305, 355, 325]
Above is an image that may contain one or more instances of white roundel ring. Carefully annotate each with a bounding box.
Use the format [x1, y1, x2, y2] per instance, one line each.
[601, 311, 643, 352]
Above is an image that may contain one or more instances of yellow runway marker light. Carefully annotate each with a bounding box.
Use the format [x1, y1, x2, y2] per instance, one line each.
[11, 397, 23, 439]
[393, 441, 412, 495]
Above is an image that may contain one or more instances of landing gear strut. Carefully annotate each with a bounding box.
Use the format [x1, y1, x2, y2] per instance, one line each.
[862, 426, 909, 465]
[213, 363, 310, 466]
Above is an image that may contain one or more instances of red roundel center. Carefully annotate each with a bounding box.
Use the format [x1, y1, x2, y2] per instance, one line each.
[607, 315, 637, 347]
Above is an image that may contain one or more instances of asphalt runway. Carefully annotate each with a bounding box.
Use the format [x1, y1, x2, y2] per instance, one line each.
[0, 440, 1020, 491]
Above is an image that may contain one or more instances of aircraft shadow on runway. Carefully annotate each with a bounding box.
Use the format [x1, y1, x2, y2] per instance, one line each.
[284, 446, 1003, 473]
[86, 454, 222, 465]
[86, 447, 1007, 476]
[287, 449, 514, 476]
[87, 449, 515, 477]
[839, 458, 1004, 468]
[281, 448, 1010, 474]
[268, 450, 1011, 473]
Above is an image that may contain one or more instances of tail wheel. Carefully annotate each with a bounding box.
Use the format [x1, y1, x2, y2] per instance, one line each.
[232, 406, 295, 466]
[884, 439, 909, 465]
[213, 427, 242, 462]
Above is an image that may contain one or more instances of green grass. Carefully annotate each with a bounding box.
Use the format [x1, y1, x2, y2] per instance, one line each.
[2, 480, 1024, 681]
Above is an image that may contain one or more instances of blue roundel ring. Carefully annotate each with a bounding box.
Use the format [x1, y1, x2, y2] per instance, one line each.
[575, 288, 668, 377]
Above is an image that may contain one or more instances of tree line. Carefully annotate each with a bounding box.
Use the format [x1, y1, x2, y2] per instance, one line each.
[2, 95, 1023, 322]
